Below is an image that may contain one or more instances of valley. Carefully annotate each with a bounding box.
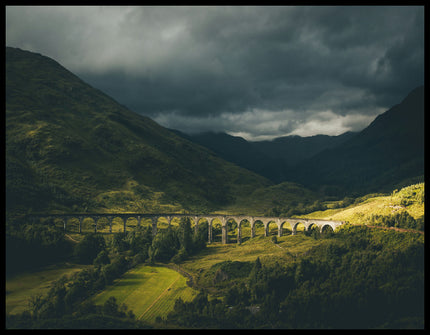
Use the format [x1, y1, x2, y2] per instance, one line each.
[5, 47, 424, 329]
[6, 182, 424, 329]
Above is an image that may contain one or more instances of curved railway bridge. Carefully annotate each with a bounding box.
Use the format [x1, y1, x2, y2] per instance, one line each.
[28, 213, 345, 244]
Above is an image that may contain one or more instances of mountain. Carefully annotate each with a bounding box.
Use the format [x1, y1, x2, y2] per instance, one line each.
[174, 130, 356, 183]
[174, 86, 424, 197]
[7, 47, 421, 217]
[171, 130, 286, 182]
[289, 85, 424, 195]
[6, 47, 272, 214]
[253, 132, 356, 167]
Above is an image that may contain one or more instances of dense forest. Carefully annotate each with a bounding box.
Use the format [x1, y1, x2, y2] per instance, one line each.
[6, 214, 424, 329]
[165, 225, 424, 329]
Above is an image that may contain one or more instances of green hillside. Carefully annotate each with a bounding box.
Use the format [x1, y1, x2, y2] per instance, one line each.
[6, 47, 272, 215]
[219, 181, 320, 216]
[301, 183, 424, 228]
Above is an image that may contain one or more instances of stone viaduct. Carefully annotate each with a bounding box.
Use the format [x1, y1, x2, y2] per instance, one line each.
[28, 213, 345, 244]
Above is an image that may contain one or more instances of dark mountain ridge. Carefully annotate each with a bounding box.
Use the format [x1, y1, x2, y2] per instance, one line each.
[175, 86, 424, 197]
[173, 130, 356, 183]
[289, 85, 424, 195]
[6, 47, 271, 214]
[171, 130, 286, 182]
[253, 131, 356, 168]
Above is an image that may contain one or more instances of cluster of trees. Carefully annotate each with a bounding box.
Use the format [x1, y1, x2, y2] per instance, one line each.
[74, 217, 208, 266]
[369, 212, 424, 231]
[392, 183, 424, 206]
[7, 236, 138, 329]
[163, 292, 242, 328]
[148, 218, 207, 263]
[7, 215, 205, 276]
[6, 292, 146, 329]
[165, 225, 424, 329]
[6, 223, 73, 275]
[7, 218, 208, 329]
[6, 229, 151, 329]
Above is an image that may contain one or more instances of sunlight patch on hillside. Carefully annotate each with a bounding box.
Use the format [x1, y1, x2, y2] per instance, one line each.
[302, 183, 424, 224]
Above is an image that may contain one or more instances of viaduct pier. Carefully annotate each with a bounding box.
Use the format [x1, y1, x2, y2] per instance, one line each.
[28, 213, 345, 244]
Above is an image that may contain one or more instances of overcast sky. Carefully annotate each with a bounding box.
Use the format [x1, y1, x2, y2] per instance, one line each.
[6, 6, 424, 140]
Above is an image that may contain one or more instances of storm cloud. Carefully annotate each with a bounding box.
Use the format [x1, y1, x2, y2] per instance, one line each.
[6, 6, 424, 140]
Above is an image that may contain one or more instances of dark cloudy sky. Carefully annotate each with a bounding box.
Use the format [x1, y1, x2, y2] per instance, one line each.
[6, 6, 424, 140]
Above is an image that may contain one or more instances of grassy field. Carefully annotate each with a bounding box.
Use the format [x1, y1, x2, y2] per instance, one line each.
[301, 183, 424, 223]
[180, 229, 326, 291]
[6, 263, 90, 315]
[90, 264, 197, 324]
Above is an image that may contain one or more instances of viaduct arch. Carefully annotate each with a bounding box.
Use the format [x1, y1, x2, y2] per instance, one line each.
[28, 213, 345, 244]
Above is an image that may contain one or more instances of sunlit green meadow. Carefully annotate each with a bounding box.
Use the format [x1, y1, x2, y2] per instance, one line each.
[90, 265, 197, 324]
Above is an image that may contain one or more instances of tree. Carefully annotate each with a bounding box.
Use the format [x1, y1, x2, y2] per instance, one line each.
[178, 217, 193, 253]
[150, 227, 179, 262]
[128, 226, 153, 255]
[74, 234, 106, 264]
[28, 294, 44, 319]
[248, 257, 262, 287]
[93, 249, 110, 266]
[112, 232, 129, 252]
[226, 284, 250, 306]
[103, 296, 119, 317]
[171, 247, 188, 264]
